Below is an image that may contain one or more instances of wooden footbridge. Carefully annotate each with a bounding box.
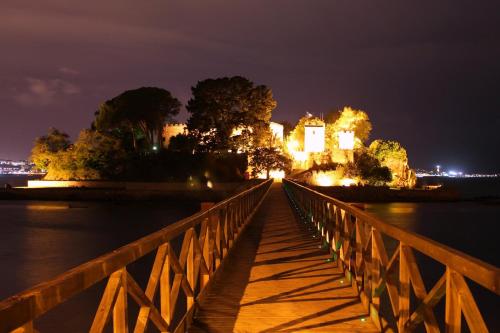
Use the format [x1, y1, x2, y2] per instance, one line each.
[0, 179, 499, 332]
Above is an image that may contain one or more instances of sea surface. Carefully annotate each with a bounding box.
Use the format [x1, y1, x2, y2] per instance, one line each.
[0, 176, 498, 330]
[365, 200, 500, 331]
[0, 199, 199, 331]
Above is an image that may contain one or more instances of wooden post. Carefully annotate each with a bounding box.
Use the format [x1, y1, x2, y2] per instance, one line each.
[160, 243, 171, 327]
[398, 243, 410, 332]
[371, 227, 382, 330]
[187, 231, 195, 311]
[113, 268, 128, 333]
[445, 268, 461, 333]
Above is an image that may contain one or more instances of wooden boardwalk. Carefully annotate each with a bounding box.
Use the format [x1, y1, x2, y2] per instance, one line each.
[190, 183, 378, 332]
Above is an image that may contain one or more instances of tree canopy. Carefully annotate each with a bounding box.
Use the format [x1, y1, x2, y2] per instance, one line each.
[249, 147, 291, 179]
[30, 128, 71, 171]
[353, 152, 392, 185]
[186, 76, 276, 152]
[327, 107, 372, 148]
[93, 87, 181, 151]
[369, 140, 408, 166]
[31, 129, 126, 180]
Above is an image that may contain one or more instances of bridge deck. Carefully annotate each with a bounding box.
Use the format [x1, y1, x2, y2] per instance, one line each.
[190, 183, 378, 332]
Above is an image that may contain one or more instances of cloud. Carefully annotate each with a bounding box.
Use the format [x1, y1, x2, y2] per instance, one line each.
[59, 67, 79, 75]
[14, 77, 81, 106]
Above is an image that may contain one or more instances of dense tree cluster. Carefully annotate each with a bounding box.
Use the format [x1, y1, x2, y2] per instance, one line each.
[249, 147, 291, 179]
[187, 76, 276, 152]
[93, 87, 181, 151]
[31, 77, 282, 181]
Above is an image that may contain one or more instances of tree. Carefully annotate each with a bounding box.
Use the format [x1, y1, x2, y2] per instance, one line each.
[280, 120, 294, 138]
[249, 147, 291, 179]
[186, 76, 276, 152]
[369, 139, 414, 187]
[30, 128, 71, 171]
[168, 133, 197, 153]
[94, 87, 181, 151]
[369, 140, 408, 166]
[324, 109, 341, 124]
[71, 130, 126, 179]
[354, 152, 392, 185]
[328, 107, 372, 148]
[39, 130, 127, 180]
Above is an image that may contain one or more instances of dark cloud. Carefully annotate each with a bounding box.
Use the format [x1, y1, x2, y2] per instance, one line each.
[0, 0, 499, 172]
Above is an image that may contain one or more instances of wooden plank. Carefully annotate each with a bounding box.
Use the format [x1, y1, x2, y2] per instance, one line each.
[408, 273, 446, 331]
[90, 270, 123, 333]
[126, 272, 169, 332]
[450, 272, 489, 333]
[402, 246, 439, 333]
[133, 244, 168, 333]
[445, 268, 461, 333]
[0, 180, 273, 332]
[9, 321, 36, 333]
[370, 227, 382, 331]
[160, 243, 172, 327]
[190, 184, 379, 333]
[187, 230, 195, 310]
[283, 180, 500, 294]
[398, 244, 410, 333]
[113, 268, 128, 333]
[372, 229, 399, 316]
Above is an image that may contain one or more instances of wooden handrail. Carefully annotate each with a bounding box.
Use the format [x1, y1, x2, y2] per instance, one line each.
[283, 178, 500, 333]
[0, 179, 273, 333]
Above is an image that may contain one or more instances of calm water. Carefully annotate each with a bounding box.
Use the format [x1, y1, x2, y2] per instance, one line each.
[0, 177, 499, 331]
[0, 200, 198, 331]
[365, 202, 500, 331]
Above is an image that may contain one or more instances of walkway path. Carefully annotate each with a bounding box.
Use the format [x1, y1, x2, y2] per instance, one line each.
[189, 183, 379, 332]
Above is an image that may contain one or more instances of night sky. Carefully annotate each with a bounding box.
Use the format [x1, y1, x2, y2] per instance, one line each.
[1, 1, 499, 172]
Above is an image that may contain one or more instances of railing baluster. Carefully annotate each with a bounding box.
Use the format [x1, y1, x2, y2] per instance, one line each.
[113, 268, 128, 333]
[187, 230, 195, 311]
[90, 270, 123, 333]
[398, 243, 410, 333]
[160, 243, 171, 328]
[445, 268, 462, 333]
[282, 178, 498, 332]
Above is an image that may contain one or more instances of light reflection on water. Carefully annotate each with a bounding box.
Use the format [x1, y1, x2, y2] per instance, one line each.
[25, 203, 69, 210]
[0, 200, 199, 300]
[364, 202, 500, 266]
[365, 201, 500, 331]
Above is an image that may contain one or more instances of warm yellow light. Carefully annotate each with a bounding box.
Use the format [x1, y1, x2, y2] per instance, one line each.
[314, 173, 335, 186]
[269, 169, 285, 179]
[287, 138, 299, 152]
[340, 178, 356, 186]
[338, 131, 354, 150]
[304, 125, 325, 153]
[270, 122, 284, 142]
[256, 169, 285, 179]
[292, 151, 308, 162]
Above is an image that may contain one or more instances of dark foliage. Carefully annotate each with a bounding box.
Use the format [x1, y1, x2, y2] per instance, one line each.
[119, 151, 248, 182]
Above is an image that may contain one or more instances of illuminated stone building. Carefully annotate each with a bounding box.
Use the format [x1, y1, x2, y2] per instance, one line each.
[162, 123, 187, 148]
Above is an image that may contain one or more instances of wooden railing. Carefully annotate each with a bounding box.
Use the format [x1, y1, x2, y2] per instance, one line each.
[283, 179, 499, 333]
[0, 179, 273, 333]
